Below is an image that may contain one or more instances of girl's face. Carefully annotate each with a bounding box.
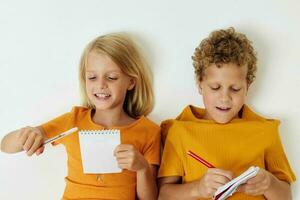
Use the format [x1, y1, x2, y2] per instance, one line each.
[199, 63, 248, 124]
[85, 51, 135, 112]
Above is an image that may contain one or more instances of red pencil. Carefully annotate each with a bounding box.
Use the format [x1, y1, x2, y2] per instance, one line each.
[187, 150, 215, 168]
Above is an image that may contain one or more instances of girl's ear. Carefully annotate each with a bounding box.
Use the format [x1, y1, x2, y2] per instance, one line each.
[127, 78, 136, 90]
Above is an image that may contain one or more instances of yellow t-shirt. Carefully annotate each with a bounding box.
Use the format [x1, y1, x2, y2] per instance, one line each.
[158, 105, 296, 200]
[41, 106, 161, 200]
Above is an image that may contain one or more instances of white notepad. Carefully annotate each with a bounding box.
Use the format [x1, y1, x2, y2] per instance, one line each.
[213, 166, 260, 200]
[78, 129, 121, 174]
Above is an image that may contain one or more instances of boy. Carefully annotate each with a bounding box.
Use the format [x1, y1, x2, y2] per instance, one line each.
[158, 27, 296, 200]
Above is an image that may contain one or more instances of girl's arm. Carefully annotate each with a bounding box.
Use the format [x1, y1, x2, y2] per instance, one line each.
[114, 144, 158, 200]
[158, 168, 233, 200]
[136, 164, 158, 200]
[1, 126, 46, 156]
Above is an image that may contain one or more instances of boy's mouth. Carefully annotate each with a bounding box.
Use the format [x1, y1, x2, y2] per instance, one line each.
[216, 106, 231, 111]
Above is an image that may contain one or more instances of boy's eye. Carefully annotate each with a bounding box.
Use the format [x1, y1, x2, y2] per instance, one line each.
[231, 87, 241, 92]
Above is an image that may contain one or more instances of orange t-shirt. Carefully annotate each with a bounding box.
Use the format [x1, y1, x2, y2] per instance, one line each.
[158, 105, 296, 200]
[40, 106, 161, 200]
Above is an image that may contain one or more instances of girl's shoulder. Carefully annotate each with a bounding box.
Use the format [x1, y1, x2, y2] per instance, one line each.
[138, 116, 160, 131]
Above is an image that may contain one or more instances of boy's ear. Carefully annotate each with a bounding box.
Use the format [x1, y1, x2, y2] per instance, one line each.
[127, 78, 136, 90]
[197, 82, 203, 95]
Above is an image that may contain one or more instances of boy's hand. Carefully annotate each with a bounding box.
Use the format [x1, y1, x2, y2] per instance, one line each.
[17, 126, 45, 156]
[237, 168, 272, 196]
[197, 168, 233, 198]
[114, 144, 148, 172]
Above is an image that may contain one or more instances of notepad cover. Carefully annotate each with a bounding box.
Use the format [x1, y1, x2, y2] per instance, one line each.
[213, 166, 260, 200]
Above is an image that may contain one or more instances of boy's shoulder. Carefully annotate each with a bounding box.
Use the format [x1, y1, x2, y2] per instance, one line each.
[160, 104, 281, 143]
[160, 105, 201, 143]
[242, 105, 280, 128]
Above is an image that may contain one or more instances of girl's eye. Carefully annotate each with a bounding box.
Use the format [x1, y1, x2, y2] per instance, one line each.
[88, 77, 96, 80]
[210, 86, 220, 90]
[107, 77, 118, 81]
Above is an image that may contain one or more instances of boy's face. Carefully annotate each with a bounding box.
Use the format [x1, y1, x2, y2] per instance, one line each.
[85, 51, 135, 112]
[199, 63, 248, 124]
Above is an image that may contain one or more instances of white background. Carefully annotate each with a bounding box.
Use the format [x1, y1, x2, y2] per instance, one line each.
[0, 0, 299, 199]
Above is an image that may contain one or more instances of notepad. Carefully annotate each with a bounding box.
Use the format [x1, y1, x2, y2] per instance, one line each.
[213, 166, 259, 200]
[78, 129, 121, 174]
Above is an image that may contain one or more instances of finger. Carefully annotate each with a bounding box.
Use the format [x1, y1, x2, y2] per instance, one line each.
[212, 174, 232, 185]
[36, 146, 45, 156]
[27, 136, 43, 156]
[115, 144, 134, 152]
[244, 185, 262, 196]
[208, 168, 233, 180]
[236, 184, 246, 192]
[114, 145, 128, 155]
[247, 170, 264, 184]
[18, 128, 30, 146]
[115, 151, 131, 159]
[116, 157, 131, 165]
[23, 132, 36, 152]
[117, 162, 129, 170]
[209, 180, 226, 191]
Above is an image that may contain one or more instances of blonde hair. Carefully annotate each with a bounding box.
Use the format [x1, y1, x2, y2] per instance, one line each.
[79, 33, 154, 118]
[192, 27, 257, 85]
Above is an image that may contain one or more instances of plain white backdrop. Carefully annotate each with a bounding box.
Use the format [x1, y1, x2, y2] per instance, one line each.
[0, 0, 299, 199]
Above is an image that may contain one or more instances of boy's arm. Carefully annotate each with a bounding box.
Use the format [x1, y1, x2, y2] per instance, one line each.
[158, 176, 202, 200]
[1, 126, 46, 155]
[136, 164, 158, 200]
[238, 169, 292, 200]
[158, 168, 233, 200]
[264, 175, 291, 200]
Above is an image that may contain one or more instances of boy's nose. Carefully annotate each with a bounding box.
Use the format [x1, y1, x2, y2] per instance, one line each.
[219, 91, 231, 102]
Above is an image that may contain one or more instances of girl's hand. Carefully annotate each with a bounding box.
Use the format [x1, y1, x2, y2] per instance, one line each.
[237, 168, 272, 196]
[17, 126, 45, 156]
[114, 144, 148, 172]
[197, 168, 233, 198]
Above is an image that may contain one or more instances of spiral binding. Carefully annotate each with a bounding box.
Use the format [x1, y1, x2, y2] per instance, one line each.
[79, 129, 120, 135]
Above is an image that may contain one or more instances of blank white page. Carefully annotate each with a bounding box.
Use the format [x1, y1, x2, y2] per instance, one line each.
[79, 129, 121, 174]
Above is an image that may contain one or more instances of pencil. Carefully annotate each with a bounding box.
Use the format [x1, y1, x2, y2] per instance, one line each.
[187, 150, 215, 168]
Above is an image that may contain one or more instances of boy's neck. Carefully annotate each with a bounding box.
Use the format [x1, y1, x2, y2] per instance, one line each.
[92, 107, 135, 128]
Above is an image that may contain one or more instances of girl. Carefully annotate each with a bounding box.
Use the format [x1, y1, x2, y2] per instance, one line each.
[158, 28, 296, 200]
[1, 33, 161, 200]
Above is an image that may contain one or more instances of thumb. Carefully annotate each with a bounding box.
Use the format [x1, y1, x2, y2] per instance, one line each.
[236, 185, 246, 193]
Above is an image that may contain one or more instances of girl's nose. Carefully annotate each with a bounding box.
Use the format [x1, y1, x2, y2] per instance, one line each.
[98, 78, 108, 89]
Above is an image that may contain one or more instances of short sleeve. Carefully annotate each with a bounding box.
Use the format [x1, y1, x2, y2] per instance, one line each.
[158, 124, 184, 178]
[265, 121, 296, 183]
[143, 127, 161, 165]
[39, 108, 75, 146]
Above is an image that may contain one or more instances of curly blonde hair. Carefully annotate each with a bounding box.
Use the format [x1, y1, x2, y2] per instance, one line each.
[79, 33, 154, 118]
[192, 27, 257, 85]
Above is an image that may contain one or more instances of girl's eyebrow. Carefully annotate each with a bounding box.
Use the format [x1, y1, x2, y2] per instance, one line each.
[86, 69, 121, 73]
